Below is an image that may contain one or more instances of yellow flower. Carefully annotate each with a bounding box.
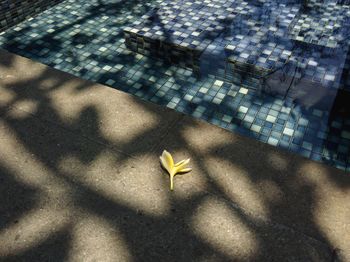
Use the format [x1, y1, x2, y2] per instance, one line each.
[159, 150, 192, 191]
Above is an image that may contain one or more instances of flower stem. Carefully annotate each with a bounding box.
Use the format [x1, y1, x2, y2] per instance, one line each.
[170, 174, 174, 191]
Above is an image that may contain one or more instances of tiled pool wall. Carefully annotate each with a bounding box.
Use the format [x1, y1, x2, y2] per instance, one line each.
[0, 0, 63, 32]
[0, 0, 349, 172]
[124, 0, 350, 111]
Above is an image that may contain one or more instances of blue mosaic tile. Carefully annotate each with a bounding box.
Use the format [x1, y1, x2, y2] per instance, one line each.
[0, 0, 63, 32]
[0, 0, 349, 173]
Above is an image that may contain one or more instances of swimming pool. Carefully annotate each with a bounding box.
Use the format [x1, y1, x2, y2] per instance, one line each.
[1, 0, 350, 171]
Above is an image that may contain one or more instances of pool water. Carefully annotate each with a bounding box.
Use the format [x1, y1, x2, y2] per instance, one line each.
[0, 0, 350, 171]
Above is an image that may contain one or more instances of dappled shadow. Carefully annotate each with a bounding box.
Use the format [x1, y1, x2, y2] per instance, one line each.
[0, 164, 39, 232]
[2, 226, 72, 262]
[0, 48, 349, 261]
[1, 0, 349, 171]
[74, 180, 231, 261]
[0, 62, 232, 260]
[0, 0, 349, 260]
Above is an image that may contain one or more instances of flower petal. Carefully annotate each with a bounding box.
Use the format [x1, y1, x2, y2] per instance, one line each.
[174, 158, 190, 172]
[174, 158, 190, 167]
[160, 150, 174, 174]
[162, 150, 174, 168]
[160, 151, 192, 191]
[177, 167, 192, 173]
[160, 156, 170, 174]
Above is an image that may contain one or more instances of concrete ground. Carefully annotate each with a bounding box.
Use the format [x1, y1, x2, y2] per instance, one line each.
[0, 49, 349, 261]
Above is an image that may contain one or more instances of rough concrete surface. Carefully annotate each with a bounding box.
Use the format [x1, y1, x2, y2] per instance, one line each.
[0, 49, 349, 261]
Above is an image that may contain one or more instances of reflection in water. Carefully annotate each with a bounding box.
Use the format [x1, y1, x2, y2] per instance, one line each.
[0, 0, 349, 171]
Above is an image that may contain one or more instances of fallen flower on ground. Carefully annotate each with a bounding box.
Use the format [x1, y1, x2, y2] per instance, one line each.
[159, 150, 192, 191]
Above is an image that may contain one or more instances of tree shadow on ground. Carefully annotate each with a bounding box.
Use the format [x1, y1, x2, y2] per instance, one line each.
[0, 49, 349, 261]
[0, 164, 39, 232]
[1, 0, 347, 171]
[3, 226, 72, 262]
[0, 0, 349, 259]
